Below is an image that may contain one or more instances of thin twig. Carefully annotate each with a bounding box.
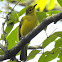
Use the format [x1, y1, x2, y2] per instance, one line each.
[12, 0, 21, 10]
[2, 12, 11, 50]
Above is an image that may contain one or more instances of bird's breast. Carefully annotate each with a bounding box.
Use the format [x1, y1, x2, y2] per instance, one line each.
[20, 16, 37, 36]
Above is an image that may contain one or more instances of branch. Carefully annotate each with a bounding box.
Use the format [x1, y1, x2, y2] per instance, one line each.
[27, 46, 42, 49]
[2, 12, 11, 51]
[0, 44, 7, 53]
[0, 12, 62, 61]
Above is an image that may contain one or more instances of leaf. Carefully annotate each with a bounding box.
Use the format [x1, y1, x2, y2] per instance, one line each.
[58, 51, 62, 62]
[18, 7, 26, 16]
[55, 38, 62, 48]
[0, 49, 4, 55]
[57, 0, 62, 7]
[36, 12, 47, 23]
[36, 10, 60, 24]
[46, 10, 60, 16]
[38, 51, 59, 62]
[52, 47, 62, 52]
[8, 11, 19, 24]
[36, 0, 48, 11]
[27, 50, 40, 61]
[42, 34, 57, 48]
[5, 23, 14, 35]
[47, 0, 55, 10]
[6, 26, 19, 49]
[54, 31, 62, 37]
[42, 31, 62, 48]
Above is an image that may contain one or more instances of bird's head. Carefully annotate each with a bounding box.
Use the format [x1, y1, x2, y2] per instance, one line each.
[26, 4, 37, 15]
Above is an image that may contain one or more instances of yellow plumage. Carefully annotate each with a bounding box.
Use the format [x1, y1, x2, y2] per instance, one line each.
[19, 4, 37, 61]
[20, 15, 37, 36]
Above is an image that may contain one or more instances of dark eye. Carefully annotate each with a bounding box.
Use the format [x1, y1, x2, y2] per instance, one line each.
[30, 9, 31, 11]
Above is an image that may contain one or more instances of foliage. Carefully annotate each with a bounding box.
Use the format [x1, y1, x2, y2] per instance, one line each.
[0, 0, 62, 62]
[27, 50, 40, 61]
[35, 0, 56, 11]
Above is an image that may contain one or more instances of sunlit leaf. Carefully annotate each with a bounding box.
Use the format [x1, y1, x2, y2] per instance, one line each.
[6, 26, 19, 49]
[18, 7, 26, 16]
[42, 31, 61, 48]
[36, 0, 48, 11]
[47, 0, 55, 10]
[27, 50, 40, 61]
[5, 23, 14, 35]
[42, 34, 57, 48]
[38, 50, 59, 62]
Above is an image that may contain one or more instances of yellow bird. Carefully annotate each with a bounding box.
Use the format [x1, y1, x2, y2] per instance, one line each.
[19, 4, 37, 61]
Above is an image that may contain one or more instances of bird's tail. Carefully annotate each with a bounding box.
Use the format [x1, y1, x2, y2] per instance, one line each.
[20, 46, 27, 61]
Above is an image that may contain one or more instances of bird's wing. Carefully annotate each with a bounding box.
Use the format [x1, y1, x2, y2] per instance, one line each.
[18, 17, 24, 40]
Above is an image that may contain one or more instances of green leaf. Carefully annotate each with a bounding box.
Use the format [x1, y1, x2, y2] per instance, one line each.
[42, 31, 62, 48]
[27, 50, 40, 61]
[38, 51, 59, 62]
[55, 38, 62, 48]
[54, 31, 62, 37]
[52, 47, 62, 52]
[8, 11, 19, 24]
[46, 10, 60, 16]
[18, 7, 26, 16]
[58, 51, 62, 62]
[5, 23, 14, 35]
[0, 49, 4, 55]
[36, 12, 47, 23]
[36, 10, 60, 24]
[6, 26, 19, 49]
[57, 0, 62, 7]
[42, 34, 57, 48]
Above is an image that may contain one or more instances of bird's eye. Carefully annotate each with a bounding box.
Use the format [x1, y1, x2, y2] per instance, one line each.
[30, 9, 31, 11]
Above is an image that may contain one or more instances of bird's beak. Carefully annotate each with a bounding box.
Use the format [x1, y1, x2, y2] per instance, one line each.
[33, 4, 37, 8]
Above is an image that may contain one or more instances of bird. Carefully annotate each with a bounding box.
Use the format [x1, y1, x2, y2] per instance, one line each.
[19, 4, 38, 61]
